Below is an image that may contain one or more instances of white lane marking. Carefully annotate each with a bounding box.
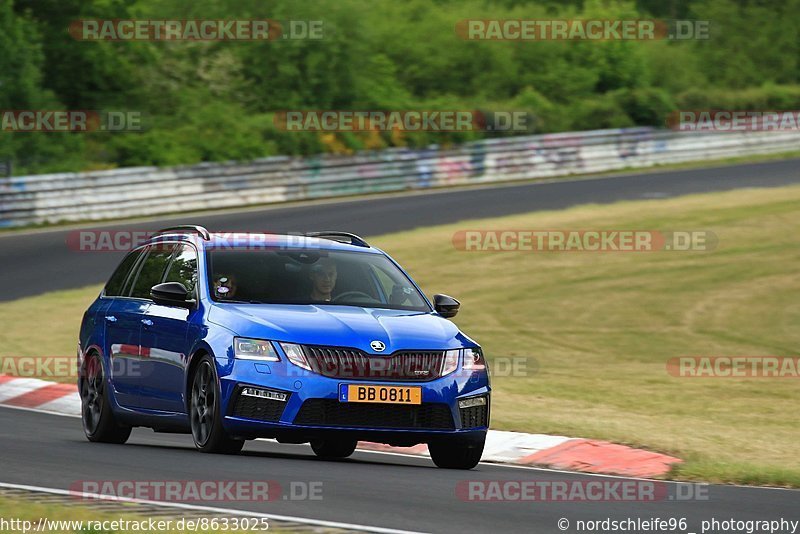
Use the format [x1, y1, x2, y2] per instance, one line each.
[0, 481, 428, 534]
[2, 404, 798, 493]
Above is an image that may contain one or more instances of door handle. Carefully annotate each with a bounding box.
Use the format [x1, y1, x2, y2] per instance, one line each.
[105, 315, 117, 323]
[141, 319, 153, 326]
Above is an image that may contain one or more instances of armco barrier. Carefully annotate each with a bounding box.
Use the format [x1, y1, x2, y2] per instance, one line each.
[0, 127, 798, 227]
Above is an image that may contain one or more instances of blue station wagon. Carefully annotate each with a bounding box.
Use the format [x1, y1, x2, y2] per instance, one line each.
[78, 226, 490, 469]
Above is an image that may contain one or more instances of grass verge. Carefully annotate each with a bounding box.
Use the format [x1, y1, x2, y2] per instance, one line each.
[1, 184, 799, 486]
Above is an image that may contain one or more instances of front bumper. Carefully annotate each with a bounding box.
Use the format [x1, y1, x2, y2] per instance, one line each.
[215, 356, 490, 445]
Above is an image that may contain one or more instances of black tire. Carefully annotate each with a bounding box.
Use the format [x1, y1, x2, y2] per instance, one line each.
[80, 352, 132, 444]
[428, 437, 485, 469]
[189, 356, 244, 454]
[310, 438, 358, 459]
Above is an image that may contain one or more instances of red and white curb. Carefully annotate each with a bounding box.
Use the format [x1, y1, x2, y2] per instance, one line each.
[0, 374, 681, 478]
[0, 375, 80, 413]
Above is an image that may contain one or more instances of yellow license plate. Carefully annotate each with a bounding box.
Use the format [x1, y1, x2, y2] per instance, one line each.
[340, 384, 422, 405]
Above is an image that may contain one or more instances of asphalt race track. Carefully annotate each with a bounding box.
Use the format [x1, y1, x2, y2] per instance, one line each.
[1, 157, 799, 302]
[1, 159, 799, 531]
[1, 409, 798, 533]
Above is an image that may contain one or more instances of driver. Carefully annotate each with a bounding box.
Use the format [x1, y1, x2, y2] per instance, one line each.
[309, 258, 337, 302]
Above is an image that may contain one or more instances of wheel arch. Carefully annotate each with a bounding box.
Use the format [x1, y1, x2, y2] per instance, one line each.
[79, 344, 104, 387]
[185, 344, 214, 412]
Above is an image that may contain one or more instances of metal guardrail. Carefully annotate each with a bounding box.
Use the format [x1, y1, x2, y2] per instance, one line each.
[0, 128, 798, 227]
[0, 159, 10, 179]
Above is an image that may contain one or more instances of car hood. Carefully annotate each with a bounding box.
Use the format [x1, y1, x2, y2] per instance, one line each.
[208, 303, 475, 353]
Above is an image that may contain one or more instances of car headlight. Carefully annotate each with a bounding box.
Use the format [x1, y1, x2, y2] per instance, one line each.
[462, 348, 486, 372]
[279, 342, 312, 370]
[441, 348, 487, 377]
[441, 349, 460, 376]
[234, 338, 280, 361]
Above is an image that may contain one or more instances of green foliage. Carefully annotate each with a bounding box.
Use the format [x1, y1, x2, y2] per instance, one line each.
[612, 87, 676, 126]
[676, 85, 800, 111]
[0, 0, 85, 172]
[571, 94, 637, 130]
[0, 0, 797, 174]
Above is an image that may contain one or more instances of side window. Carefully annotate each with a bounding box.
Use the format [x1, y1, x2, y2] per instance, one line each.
[164, 244, 198, 297]
[104, 249, 143, 297]
[129, 244, 176, 299]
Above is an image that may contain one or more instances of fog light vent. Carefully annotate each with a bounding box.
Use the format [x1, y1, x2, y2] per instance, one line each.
[241, 387, 288, 402]
[458, 396, 487, 409]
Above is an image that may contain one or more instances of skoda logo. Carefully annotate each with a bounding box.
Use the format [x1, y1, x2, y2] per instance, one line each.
[370, 340, 386, 352]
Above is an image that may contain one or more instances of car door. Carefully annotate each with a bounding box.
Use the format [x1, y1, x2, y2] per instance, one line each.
[110, 243, 176, 410]
[138, 243, 198, 413]
[101, 247, 147, 408]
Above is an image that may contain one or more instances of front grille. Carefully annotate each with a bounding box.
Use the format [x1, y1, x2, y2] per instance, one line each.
[231, 390, 290, 422]
[294, 399, 455, 430]
[460, 405, 489, 428]
[302, 345, 447, 381]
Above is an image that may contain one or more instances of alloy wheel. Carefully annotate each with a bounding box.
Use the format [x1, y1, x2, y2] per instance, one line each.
[191, 361, 216, 446]
[81, 355, 104, 435]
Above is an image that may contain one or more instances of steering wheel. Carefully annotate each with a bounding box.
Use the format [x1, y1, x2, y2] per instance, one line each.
[332, 291, 377, 303]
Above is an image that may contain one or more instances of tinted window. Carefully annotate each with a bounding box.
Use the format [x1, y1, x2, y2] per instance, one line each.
[129, 244, 176, 299]
[164, 244, 198, 297]
[207, 248, 430, 312]
[104, 249, 143, 297]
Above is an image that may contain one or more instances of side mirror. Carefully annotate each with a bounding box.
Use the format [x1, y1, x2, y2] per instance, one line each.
[151, 282, 193, 308]
[433, 294, 460, 318]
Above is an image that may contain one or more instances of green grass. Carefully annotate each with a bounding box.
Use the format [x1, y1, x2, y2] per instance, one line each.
[1, 184, 799, 486]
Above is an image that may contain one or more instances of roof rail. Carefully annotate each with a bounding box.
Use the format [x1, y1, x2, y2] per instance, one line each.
[305, 231, 370, 248]
[153, 225, 211, 240]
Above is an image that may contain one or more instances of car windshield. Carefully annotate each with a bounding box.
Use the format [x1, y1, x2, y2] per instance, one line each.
[207, 248, 431, 312]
